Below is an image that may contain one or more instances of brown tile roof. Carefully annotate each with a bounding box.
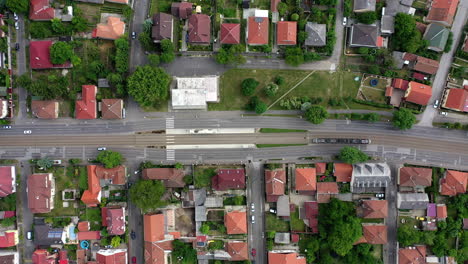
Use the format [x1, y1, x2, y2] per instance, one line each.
[152, 13, 173, 42]
[77, 250, 86, 264]
[415, 22, 427, 34]
[362, 200, 388, 218]
[268, 252, 307, 264]
[95, 165, 126, 185]
[75, 85, 97, 119]
[226, 241, 248, 261]
[436, 204, 447, 219]
[96, 250, 127, 263]
[316, 182, 339, 203]
[77, 231, 101, 240]
[443, 88, 468, 112]
[357, 224, 387, 244]
[399, 246, 426, 264]
[31, 100, 59, 119]
[404, 81, 432, 105]
[426, 0, 459, 26]
[220, 23, 241, 44]
[81, 165, 101, 207]
[315, 163, 326, 175]
[392, 78, 409, 90]
[225, 211, 247, 234]
[77, 221, 90, 232]
[142, 168, 185, 188]
[271, 0, 280, 12]
[27, 173, 54, 214]
[101, 99, 123, 119]
[171, 2, 193, 19]
[403, 52, 418, 61]
[29, 0, 54, 20]
[277, 21, 297, 45]
[92, 17, 125, 40]
[385, 86, 393, 97]
[295, 168, 316, 191]
[248, 17, 269, 45]
[440, 170, 468, 196]
[265, 169, 286, 201]
[188, 14, 211, 44]
[413, 56, 439, 75]
[399, 167, 432, 187]
[333, 163, 352, 182]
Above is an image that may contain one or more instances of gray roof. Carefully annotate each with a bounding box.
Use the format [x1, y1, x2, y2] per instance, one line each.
[277, 195, 290, 217]
[353, 0, 376, 12]
[400, 0, 413, 7]
[34, 224, 64, 246]
[397, 193, 429, 209]
[305, 22, 326, 46]
[349, 24, 379, 48]
[195, 206, 207, 221]
[194, 188, 206, 206]
[423, 23, 450, 52]
[392, 51, 405, 69]
[274, 232, 291, 244]
[381, 15, 395, 34]
[205, 196, 223, 208]
[98, 78, 110, 88]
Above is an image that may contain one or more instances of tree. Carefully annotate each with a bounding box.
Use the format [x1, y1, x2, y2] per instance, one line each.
[148, 54, 160, 67]
[285, 47, 304, 66]
[338, 146, 370, 164]
[37, 158, 53, 169]
[356, 12, 377, 24]
[444, 32, 453, 53]
[393, 108, 416, 130]
[277, 2, 288, 16]
[298, 31, 308, 44]
[310, 7, 322, 22]
[49, 42, 73, 65]
[129, 180, 166, 212]
[160, 39, 175, 63]
[275, 76, 285, 85]
[208, 240, 224, 250]
[6, 0, 28, 14]
[138, 32, 154, 51]
[398, 224, 421, 247]
[329, 217, 362, 256]
[127, 66, 171, 107]
[305, 105, 328, 124]
[215, 45, 245, 65]
[115, 37, 129, 73]
[200, 223, 210, 234]
[264, 83, 279, 97]
[364, 113, 379, 122]
[172, 240, 197, 264]
[290, 13, 299, 21]
[255, 100, 267, 114]
[393, 13, 424, 53]
[110, 236, 121, 248]
[241, 78, 259, 96]
[51, 18, 67, 34]
[183, 175, 193, 185]
[96, 150, 123, 169]
[71, 16, 88, 32]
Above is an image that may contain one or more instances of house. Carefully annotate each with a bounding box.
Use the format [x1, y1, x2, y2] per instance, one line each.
[440, 170, 468, 196]
[31, 100, 59, 119]
[295, 168, 316, 193]
[305, 22, 326, 47]
[442, 88, 468, 112]
[0, 166, 15, 197]
[30, 41, 72, 69]
[351, 163, 391, 193]
[436, 204, 447, 220]
[412, 72, 427, 81]
[404, 81, 432, 106]
[226, 241, 248, 261]
[225, 211, 247, 235]
[392, 78, 409, 90]
[0, 251, 18, 264]
[211, 169, 245, 191]
[102, 206, 125, 235]
[171, 2, 193, 19]
[265, 169, 286, 202]
[32, 249, 57, 264]
[77, 231, 101, 240]
[34, 224, 64, 246]
[188, 14, 211, 44]
[81, 165, 102, 207]
[75, 85, 97, 119]
[268, 252, 306, 264]
[275, 232, 291, 244]
[303, 201, 319, 233]
[277, 21, 297, 46]
[398, 166, 432, 190]
[100, 99, 124, 119]
[316, 182, 339, 203]
[144, 214, 174, 264]
[171, 76, 219, 109]
[0, 231, 18, 248]
[95, 165, 127, 185]
[315, 163, 326, 175]
[381, 14, 395, 35]
[142, 168, 185, 188]
[220, 23, 241, 45]
[0, 211, 15, 219]
[77, 221, 90, 232]
[0, 100, 8, 119]
[271, 0, 280, 12]
[95, 249, 127, 264]
[29, 0, 54, 20]
[353, 0, 376, 12]
[92, 17, 125, 40]
[409, 55, 439, 75]
[27, 173, 55, 214]
[399, 246, 426, 264]
[423, 23, 450, 52]
[334, 163, 352, 182]
[397, 193, 429, 209]
[425, 0, 459, 26]
[247, 17, 269, 45]
[355, 224, 387, 244]
[349, 24, 382, 48]
[361, 200, 388, 218]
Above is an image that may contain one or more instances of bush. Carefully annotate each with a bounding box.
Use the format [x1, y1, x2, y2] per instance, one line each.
[291, 13, 299, 21]
[356, 12, 377, 24]
[255, 100, 268, 114]
[50, 42, 73, 65]
[444, 32, 453, 53]
[352, 99, 393, 109]
[305, 105, 328, 124]
[275, 76, 285, 85]
[264, 83, 279, 97]
[241, 78, 259, 96]
[338, 146, 370, 164]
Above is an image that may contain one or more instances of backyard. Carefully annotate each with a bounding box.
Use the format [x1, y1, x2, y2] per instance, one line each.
[266, 213, 290, 232]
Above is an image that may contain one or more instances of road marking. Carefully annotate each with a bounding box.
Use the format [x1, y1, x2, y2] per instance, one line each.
[166, 149, 175, 161]
[165, 117, 175, 129]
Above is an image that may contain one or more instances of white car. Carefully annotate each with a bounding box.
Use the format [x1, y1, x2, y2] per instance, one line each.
[23, 130, 31, 134]
[14, 22, 19, 30]
[251, 215, 255, 224]
[250, 203, 255, 212]
[342, 17, 347, 26]
[433, 100, 439, 108]
[13, 13, 18, 21]
[26, 231, 32, 240]
[97, 147, 106, 151]
[440, 111, 448, 116]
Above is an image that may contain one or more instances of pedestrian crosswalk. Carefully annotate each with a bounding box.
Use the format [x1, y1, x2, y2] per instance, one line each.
[165, 117, 174, 129]
[166, 149, 175, 161]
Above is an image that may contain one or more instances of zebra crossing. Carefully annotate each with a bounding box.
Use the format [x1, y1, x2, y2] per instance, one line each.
[165, 117, 174, 129]
[166, 149, 175, 161]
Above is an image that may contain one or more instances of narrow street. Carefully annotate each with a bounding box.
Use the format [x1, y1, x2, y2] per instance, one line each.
[385, 163, 399, 264]
[14, 15, 28, 122]
[247, 161, 266, 264]
[19, 160, 34, 262]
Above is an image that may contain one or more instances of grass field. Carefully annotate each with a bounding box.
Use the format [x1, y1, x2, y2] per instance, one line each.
[150, 0, 172, 14]
[290, 210, 306, 231]
[361, 87, 386, 104]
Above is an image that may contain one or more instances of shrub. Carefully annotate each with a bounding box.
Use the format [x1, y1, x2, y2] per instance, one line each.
[264, 83, 279, 97]
[275, 76, 285, 85]
[241, 78, 259, 96]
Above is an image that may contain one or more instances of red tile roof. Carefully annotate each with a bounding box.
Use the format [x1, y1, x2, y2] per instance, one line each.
[436, 204, 447, 219]
[315, 163, 326, 175]
[399, 167, 432, 187]
[295, 168, 316, 192]
[356, 224, 387, 244]
[317, 182, 339, 203]
[304, 201, 319, 233]
[77, 231, 101, 240]
[75, 85, 97, 119]
[142, 168, 185, 188]
[28, 173, 54, 214]
[0, 166, 14, 197]
[101, 99, 123, 119]
[0, 230, 17, 248]
[102, 207, 125, 235]
[405, 81, 432, 105]
[77, 222, 90, 232]
[95, 165, 126, 185]
[277, 21, 297, 45]
[31, 100, 59, 119]
[29, 0, 54, 20]
[212, 169, 246, 191]
[392, 78, 409, 90]
[144, 240, 172, 264]
[440, 170, 468, 196]
[403, 52, 418, 61]
[32, 249, 57, 264]
[30, 41, 71, 69]
[248, 17, 269, 45]
[412, 72, 427, 81]
[268, 252, 306, 264]
[188, 14, 211, 44]
[413, 56, 439, 75]
[220, 23, 241, 44]
[271, 0, 280, 12]
[171, 2, 193, 19]
[385, 86, 393, 97]
[225, 211, 247, 234]
[265, 169, 286, 202]
[81, 165, 101, 206]
[95, 250, 127, 264]
[226, 241, 248, 261]
[427, 0, 459, 26]
[362, 200, 388, 218]
[92, 17, 125, 40]
[333, 163, 352, 182]
[443, 88, 468, 112]
[144, 214, 165, 242]
[399, 246, 426, 264]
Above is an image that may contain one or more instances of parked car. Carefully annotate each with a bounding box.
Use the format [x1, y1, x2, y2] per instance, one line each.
[131, 32, 136, 39]
[131, 231, 136, 240]
[250, 203, 255, 212]
[251, 248, 256, 257]
[2, 125, 11, 129]
[53, 160, 62, 165]
[13, 13, 18, 21]
[440, 111, 448, 116]
[14, 22, 18, 30]
[375, 193, 385, 199]
[15, 43, 19, 51]
[134, 170, 139, 175]
[269, 208, 276, 214]
[342, 17, 347, 26]
[97, 147, 106, 151]
[26, 231, 32, 240]
[23, 130, 31, 134]
[132, 257, 137, 264]
[251, 215, 255, 224]
[415, 216, 425, 221]
[433, 100, 439, 108]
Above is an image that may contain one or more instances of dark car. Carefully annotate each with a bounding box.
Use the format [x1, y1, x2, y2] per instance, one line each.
[131, 231, 136, 240]
[313, 138, 371, 144]
[132, 257, 137, 264]
[251, 248, 256, 257]
[15, 43, 19, 51]
[131, 31, 136, 39]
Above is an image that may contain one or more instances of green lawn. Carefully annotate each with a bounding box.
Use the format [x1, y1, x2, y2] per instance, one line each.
[257, 144, 307, 148]
[259, 128, 307, 133]
[361, 87, 387, 104]
[150, 0, 172, 14]
[290, 210, 305, 232]
[266, 213, 290, 232]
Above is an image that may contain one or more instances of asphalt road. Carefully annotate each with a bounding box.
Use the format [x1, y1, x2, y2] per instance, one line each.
[19, 162, 35, 262]
[385, 163, 399, 264]
[247, 162, 266, 264]
[15, 15, 28, 120]
[128, 0, 149, 71]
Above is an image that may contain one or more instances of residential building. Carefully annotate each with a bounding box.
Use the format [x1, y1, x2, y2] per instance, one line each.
[95, 249, 127, 263]
[295, 168, 316, 193]
[102, 206, 125, 235]
[30, 41, 72, 69]
[77, 231, 101, 240]
[34, 224, 64, 246]
[349, 24, 382, 48]
[75, 85, 97, 119]
[225, 211, 247, 235]
[425, 0, 459, 26]
[32, 249, 57, 264]
[81, 165, 102, 207]
[265, 168, 286, 202]
[277, 21, 297, 45]
[436, 204, 447, 220]
[0, 166, 15, 197]
[268, 252, 306, 264]
[316, 182, 339, 203]
[0, 251, 18, 264]
[351, 163, 391, 193]
[171, 2, 193, 19]
[404, 81, 432, 106]
[440, 170, 468, 196]
[95, 165, 127, 185]
[399, 245, 426, 264]
[27, 173, 55, 214]
[271, 0, 280, 12]
[303, 201, 318, 233]
[397, 193, 429, 209]
[442, 87, 468, 112]
[423, 23, 450, 52]
[226, 241, 248, 261]
[355, 224, 387, 244]
[211, 169, 245, 191]
[142, 168, 185, 188]
[0, 211, 15, 219]
[361, 200, 388, 218]
[353, 0, 376, 12]
[0, 231, 18, 248]
[334, 163, 352, 182]
[220, 23, 241, 44]
[410, 55, 439, 75]
[305, 22, 326, 46]
[381, 13, 395, 35]
[247, 16, 269, 45]
[31, 100, 59, 119]
[100, 99, 124, 119]
[92, 17, 125, 40]
[275, 232, 291, 244]
[398, 166, 432, 191]
[315, 163, 326, 175]
[392, 78, 409, 90]
[77, 221, 90, 232]
[144, 213, 174, 264]
[29, 0, 54, 20]
[188, 14, 211, 44]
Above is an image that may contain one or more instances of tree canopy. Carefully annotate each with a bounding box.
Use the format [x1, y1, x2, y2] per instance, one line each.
[338, 146, 370, 164]
[6, 0, 28, 14]
[172, 240, 197, 264]
[285, 47, 304, 66]
[115, 37, 129, 73]
[160, 39, 175, 63]
[255, 100, 268, 114]
[50, 42, 74, 65]
[96, 150, 123, 169]
[393, 13, 425, 53]
[393, 108, 416, 130]
[356, 12, 377, 24]
[129, 180, 166, 212]
[305, 105, 328, 124]
[241, 78, 259, 96]
[215, 45, 246, 65]
[127, 66, 171, 107]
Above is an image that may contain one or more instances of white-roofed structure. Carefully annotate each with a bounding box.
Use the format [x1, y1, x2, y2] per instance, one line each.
[171, 89, 207, 110]
[176, 76, 219, 102]
[171, 76, 220, 110]
[254, 9, 269, 18]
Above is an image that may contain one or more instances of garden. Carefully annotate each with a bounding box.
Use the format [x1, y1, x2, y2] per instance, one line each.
[193, 166, 218, 188]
